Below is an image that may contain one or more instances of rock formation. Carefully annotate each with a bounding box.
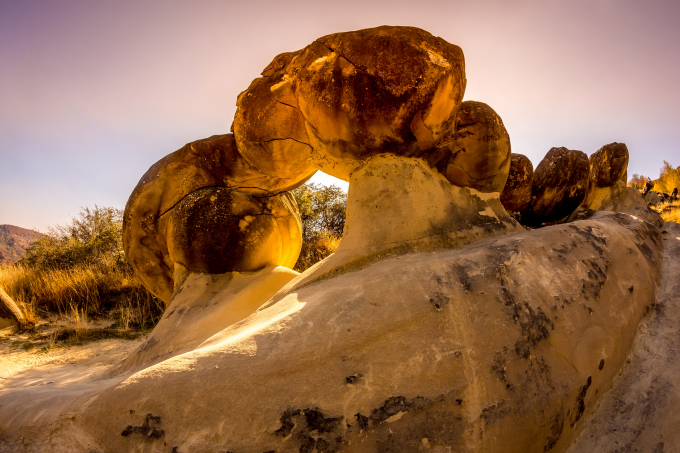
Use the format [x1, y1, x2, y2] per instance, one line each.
[522, 147, 590, 225]
[500, 153, 533, 213]
[0, 25, 677, 453]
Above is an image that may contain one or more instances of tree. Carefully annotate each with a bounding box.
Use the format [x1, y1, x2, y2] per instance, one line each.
[628, 173, 650, 190]
[22, 206, 126, 270]
[291, 183, 347, 271]
[655, 161, 680, 194]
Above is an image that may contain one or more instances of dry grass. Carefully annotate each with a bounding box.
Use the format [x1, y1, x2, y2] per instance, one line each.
[0, 262, 163, 333]
[294, 231, 342, 272]
[658, 200, 680, 223]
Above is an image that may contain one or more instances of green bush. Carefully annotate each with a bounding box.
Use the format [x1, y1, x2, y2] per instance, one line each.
[292, 183, 347, 271]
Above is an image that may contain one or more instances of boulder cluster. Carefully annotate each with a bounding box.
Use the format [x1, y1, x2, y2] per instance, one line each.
[500, 142, 636, 226]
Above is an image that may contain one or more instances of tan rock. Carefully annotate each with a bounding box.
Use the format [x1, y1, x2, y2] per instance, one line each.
[574, 181, 663, 228]
[430, 101, 512, 192]
[233, 26, 466, 181]
[524, 147, 590, 225]
[123, 134, 306, 303]
[501, 153, 534, 212]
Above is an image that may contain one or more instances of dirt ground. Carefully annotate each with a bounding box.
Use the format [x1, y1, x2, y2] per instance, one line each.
[0, 320, 146, 390]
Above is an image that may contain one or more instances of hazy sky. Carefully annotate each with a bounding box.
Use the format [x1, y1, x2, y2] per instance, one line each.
[1, 0, 679, 231]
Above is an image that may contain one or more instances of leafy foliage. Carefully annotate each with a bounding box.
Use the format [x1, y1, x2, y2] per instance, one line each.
[22, 206, 126, 270]
[292, 183, 347, 271]
[654, 161, 680, 194]
[628, 173, 650, 190]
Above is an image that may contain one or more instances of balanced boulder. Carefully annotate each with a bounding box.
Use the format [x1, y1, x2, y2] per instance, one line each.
[523, 147, 590, 225]
[588, 142, 629, 188]
[123, 134, 304, 303]
[233, 26, 466, 181]
[500, 153, 534, 212]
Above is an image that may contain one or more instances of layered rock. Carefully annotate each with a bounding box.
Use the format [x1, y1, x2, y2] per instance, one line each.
[523, 147, 590, 225]
[233, 26, 466, 181]
[500, 153, 534, 212]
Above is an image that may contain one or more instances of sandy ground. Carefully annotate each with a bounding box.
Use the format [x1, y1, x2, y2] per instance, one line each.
[0, 324, 145, 391]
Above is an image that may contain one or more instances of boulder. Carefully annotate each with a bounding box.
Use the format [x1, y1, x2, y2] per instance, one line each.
[500, 153, 534, 212]
[523, 147, 590, 225]
[123, 134, 306, 303]
[166, 188, 301, 275]
[582, 142, 629, 206]
[430, 101, 512, 193]
[233, 26, 466, 181]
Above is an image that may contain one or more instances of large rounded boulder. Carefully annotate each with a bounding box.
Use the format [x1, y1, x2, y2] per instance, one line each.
[233, 26, 466, 181]
[588, 142, 629, 188]
[523, 147, 589, 225]
[500, 153, 534, 212]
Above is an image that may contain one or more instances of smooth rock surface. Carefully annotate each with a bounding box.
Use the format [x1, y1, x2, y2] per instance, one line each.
[568, 221, 680, 453]
[500, 153, 534, 213]
[524, 147, 590, 225]
[233, 26, 466, 181]
[583, 142, 629, 206]
[574, 181, 663, 228]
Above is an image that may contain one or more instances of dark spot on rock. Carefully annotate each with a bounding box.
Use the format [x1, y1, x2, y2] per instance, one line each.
[274, 407, 344, 452]
[355, 413, 369, 431]
[629, 285, 634, 293]
[599, 359, 605, 370]
[580, 258, 609, 301]
[345, 374, 363, 385]
[455, 399, 463, 405]
[451, 264, 472, 292]
[480, 401, 511, 424]
[429, 293, 447, 310]
[568, 224, 607, 255]
[542, 412, 566, 452]
[570, 376, 592, 427]
[120, 413, 164, 440]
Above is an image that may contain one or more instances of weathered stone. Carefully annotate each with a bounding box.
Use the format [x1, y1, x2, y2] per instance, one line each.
[233, 26, 466, 181]
[571, 182, 663, 228]
[588, 142, 629, 188]
[523, 147, 590, 225]
[500, 153, 534, 212]
[430, 101, 511, 192]
[582, 142, 629, 207]
[123, 134, 306, 303]
[166, 188, 301, 275]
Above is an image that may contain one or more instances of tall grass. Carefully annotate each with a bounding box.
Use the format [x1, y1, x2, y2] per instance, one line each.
[658, 201, 680, 224]
[0, 262, 163, 330]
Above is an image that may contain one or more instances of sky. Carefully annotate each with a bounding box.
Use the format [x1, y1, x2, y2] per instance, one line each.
[1, 0, 679, 231]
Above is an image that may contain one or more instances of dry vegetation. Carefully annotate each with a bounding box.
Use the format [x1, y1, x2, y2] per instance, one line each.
[0, 207, 163, 349]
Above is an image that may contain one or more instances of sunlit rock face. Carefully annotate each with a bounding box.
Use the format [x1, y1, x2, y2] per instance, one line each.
[500, 153, 534, 213]
[233, 26, 466, 181]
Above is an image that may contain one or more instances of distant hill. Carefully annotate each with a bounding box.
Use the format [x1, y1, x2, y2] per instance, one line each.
[0, 225, 43, 266]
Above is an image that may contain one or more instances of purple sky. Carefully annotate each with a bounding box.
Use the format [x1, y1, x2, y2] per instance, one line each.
[1, 0, 679, 231]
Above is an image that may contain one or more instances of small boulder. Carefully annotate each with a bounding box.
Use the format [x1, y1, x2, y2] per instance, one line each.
[588, 142, 629, 188]
[500, 153, 533, 212]
[431, 101, 512, 192]
[524, 147, 590, 225]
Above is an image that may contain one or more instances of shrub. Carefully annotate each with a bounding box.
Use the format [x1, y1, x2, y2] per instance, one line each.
[654, 161, 680, 194]
[292, 183, 347, 271]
